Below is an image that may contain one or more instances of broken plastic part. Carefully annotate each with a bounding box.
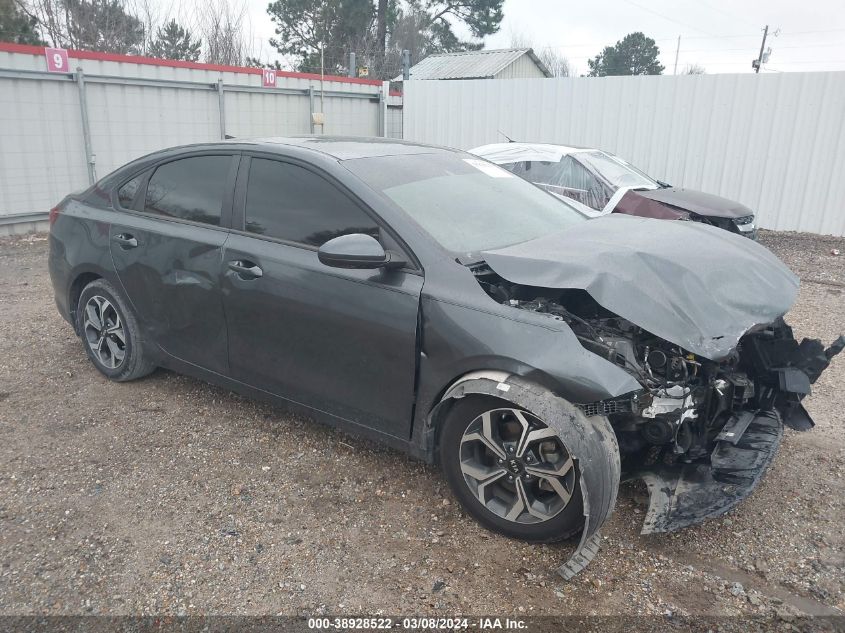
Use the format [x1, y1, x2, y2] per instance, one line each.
[557, 531, 603, 580]
[639, 411, 782, 534]
[782, 400, 814, 432]
[826, 335, 845, 361]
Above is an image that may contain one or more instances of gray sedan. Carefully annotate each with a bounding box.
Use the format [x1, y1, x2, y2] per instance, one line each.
[48, 137, 840, 576]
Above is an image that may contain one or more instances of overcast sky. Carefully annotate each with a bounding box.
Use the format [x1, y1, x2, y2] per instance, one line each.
[243, 0, 845, 75]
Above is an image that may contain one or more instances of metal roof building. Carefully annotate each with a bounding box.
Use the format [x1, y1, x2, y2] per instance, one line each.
[396, 48, 551, 81]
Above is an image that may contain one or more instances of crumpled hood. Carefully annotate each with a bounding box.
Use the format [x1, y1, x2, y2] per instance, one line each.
[637, 187, 754, 220]
[482, 214, 798, 360]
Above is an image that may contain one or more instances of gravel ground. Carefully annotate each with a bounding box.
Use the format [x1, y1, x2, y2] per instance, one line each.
[0, 230, 843, 623]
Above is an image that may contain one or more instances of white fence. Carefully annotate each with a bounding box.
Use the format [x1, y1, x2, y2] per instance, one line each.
[403, 73, 845, 236]
[0, 44, 392, 234]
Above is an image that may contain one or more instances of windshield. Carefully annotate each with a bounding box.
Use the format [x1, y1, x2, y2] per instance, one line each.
[576, 151, 659, 190]
[344, 152, 585, 255]
[505, 156, 609, 211]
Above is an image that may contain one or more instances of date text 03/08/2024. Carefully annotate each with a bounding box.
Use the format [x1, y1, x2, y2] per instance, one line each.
[307, 617, 528, 630]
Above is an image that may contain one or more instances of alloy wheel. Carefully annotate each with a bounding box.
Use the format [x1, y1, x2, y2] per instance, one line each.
[459, 408, 576, 524]
[83, 295, 127, 369]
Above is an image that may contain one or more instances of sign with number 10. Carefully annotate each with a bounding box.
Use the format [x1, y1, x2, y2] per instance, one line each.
[45, 47, 70, 73]
[262, 69, 277, 88]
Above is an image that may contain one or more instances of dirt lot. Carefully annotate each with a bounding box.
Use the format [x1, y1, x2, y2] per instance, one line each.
[0, 230, 843, 623]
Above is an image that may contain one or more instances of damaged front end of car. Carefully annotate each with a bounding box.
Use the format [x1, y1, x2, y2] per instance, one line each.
[473, 214, 843, 536]
[490, 290, 841, 534]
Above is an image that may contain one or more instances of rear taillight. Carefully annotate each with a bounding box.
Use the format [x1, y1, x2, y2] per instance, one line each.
[49, 205, 61, 228]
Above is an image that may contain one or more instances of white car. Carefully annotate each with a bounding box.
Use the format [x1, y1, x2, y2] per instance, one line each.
[470, 142, 757, 239]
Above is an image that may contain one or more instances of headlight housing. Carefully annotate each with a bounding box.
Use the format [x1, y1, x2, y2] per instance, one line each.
[733, 215, 757, 239]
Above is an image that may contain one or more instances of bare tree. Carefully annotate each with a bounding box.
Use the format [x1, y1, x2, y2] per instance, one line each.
[128, 0, 163, 55]
[683, 63, 706, 75]
[27, 0, 72, 48]
[29, 0, 144, 53]
[197, 0, 253, 66]
[537, 47, 571, 77]
[23, 0, 262, 67]
[509, 29, 571, 77]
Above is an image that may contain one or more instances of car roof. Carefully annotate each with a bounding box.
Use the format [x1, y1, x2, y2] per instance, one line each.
[470, 142, 594, 164]
[251, 136, 457, 160]
[98, 136, 463, 190]
[166, 136, 455, 161]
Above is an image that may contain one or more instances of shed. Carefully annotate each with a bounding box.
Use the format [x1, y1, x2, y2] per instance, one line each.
[395, 48, 551, 81]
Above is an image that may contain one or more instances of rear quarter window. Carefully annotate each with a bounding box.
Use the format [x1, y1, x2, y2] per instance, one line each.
[117, 176, 142, 209]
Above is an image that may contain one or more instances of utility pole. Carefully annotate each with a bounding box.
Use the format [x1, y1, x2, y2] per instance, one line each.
[320, 41, 325, 118]
[753, 25, 769, 73]
[402, 49, 411, 80]
[673, 35, 681, 75]
[348, 52, 356, 78]
[375, 0, 388, 77]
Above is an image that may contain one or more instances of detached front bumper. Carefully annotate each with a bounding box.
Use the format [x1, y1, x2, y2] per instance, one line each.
[639, 410, 782, 534]
[635, 330, 843, 534]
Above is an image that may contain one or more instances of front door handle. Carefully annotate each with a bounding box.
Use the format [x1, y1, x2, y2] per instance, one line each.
[112, 233, 138, 248]
[228, 260, 263, 279]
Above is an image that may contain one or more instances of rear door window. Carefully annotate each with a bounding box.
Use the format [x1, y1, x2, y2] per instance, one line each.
[243, 157, 378, 246]
[144, 156, 232, 226]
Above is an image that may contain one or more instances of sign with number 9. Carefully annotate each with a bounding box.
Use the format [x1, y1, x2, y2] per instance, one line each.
[45, 47, 69, 73]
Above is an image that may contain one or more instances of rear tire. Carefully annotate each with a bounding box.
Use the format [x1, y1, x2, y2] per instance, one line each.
[440, 395, 585, 543]
[77, 279, 155, 382]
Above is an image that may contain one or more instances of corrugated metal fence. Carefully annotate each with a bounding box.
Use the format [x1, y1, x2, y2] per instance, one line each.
[403, 73, 845, 236]
[0, 44, 393, 234]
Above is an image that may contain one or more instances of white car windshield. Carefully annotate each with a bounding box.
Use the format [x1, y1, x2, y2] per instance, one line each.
[344, 153, 585, 256]
[576, 151, 660, 190]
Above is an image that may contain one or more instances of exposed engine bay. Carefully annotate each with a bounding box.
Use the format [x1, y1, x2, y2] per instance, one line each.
[471, 262, 845, 533]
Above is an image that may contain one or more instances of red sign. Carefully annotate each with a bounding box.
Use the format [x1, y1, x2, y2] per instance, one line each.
[261, 69, 277, 88]
[45, 47, 70, 73]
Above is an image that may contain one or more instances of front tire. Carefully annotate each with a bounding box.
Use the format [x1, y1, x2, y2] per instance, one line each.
[77, 279, 155, 382]
[440, 396, 585, 543]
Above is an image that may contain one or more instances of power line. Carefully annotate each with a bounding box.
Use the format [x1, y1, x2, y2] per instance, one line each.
[688, 0, 759, 30]
[779, 27, 845, 36]
[674, 58, 845, 65]
[617, 0, 723, 38]
[535, 39, 845, 56]
[751, 59, 845, 64]
[672, 33, 766, 40]
[679, 42, 845, 52]
[534, 39, 675, 50]
[660, 28, 845, 41]
[529, 29, 844, 62]
[532, 30, 841, 51]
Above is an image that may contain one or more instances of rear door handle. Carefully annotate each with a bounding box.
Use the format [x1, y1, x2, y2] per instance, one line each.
[228, 260, 263, 279]
[112, 233, 138, 248]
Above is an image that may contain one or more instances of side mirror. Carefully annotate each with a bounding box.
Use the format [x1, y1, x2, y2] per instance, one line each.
[318, 233, 401, 269]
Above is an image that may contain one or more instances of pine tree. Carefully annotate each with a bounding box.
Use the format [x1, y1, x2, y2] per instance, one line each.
[149, 19, 201, 62]
[588, 32, 664, 77]
[266, 0, 504, 78]
[0, 0, 46, 45]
